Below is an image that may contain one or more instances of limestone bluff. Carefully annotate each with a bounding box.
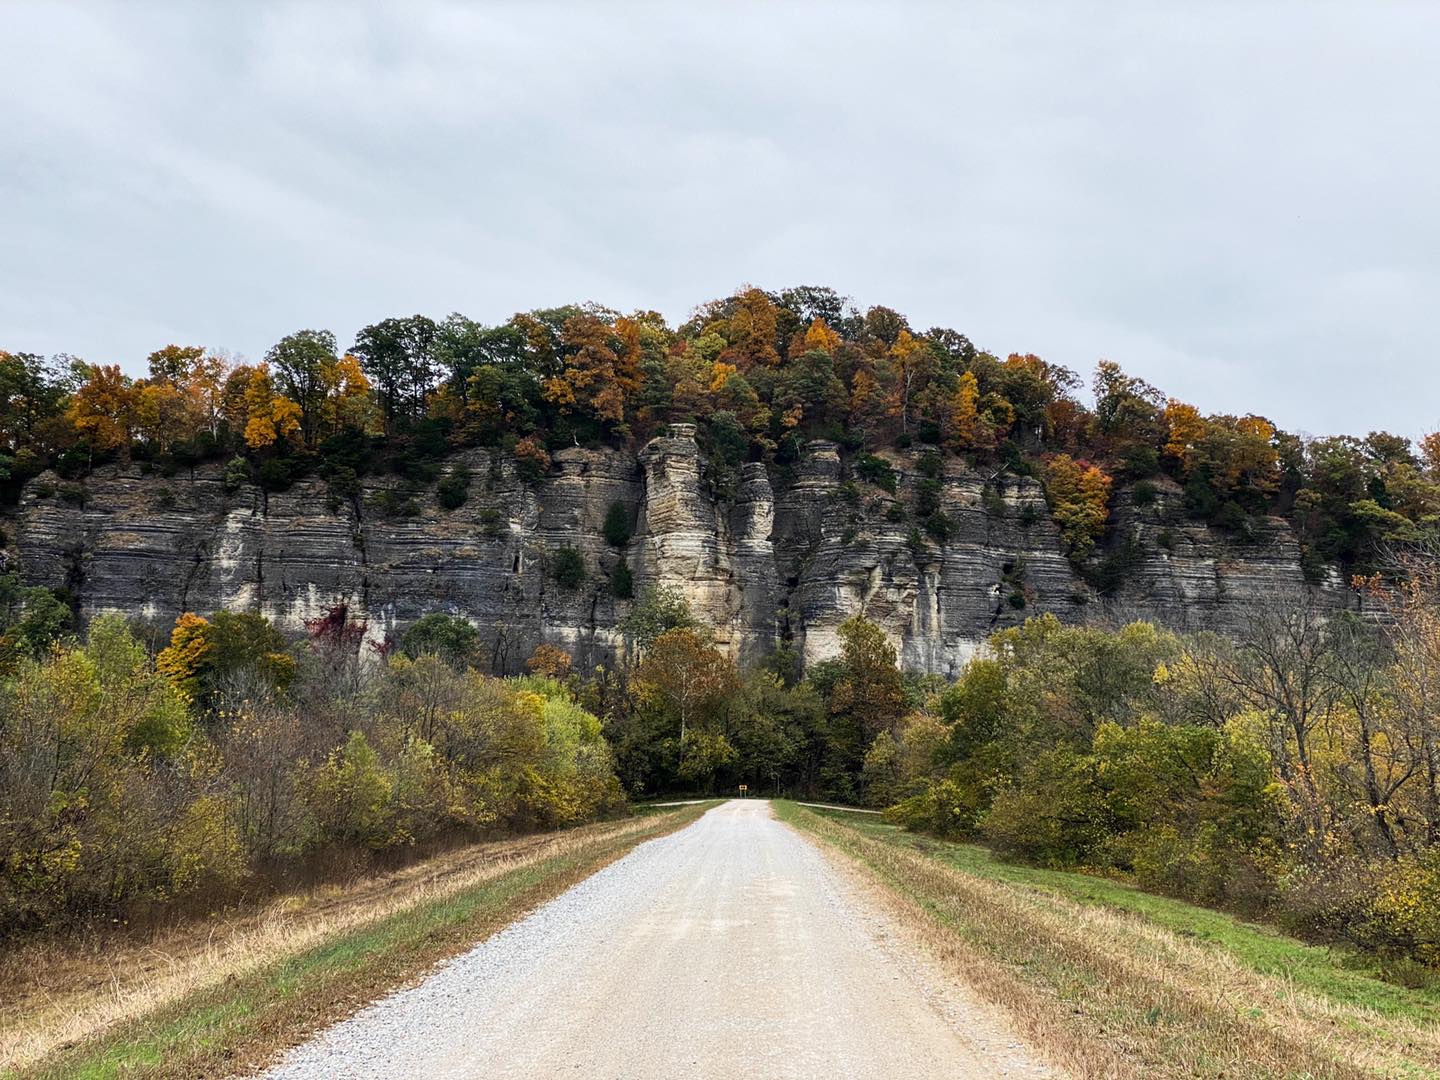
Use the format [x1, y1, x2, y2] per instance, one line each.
[10, 423, 1337, 675]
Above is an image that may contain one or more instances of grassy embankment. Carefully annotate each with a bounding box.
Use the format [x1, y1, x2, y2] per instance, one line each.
[1, 803, 714, 1080]
[777, 801, 1440, 1080]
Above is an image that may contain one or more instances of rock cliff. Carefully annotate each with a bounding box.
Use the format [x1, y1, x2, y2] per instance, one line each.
[10, 427, 1337, 675]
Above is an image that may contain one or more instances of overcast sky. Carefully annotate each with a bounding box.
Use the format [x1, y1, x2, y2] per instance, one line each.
[3, 3, 1437, 439]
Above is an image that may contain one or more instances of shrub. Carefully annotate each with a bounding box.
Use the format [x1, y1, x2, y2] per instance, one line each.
[368, 488, 421, 518]
[513, 436, 551, 482]
[402, 613, 480, 666]
[982, 747, 1110, 866]
[854, 454, 897, 494]
[1132, 480, 1158, 506]
[257, 458, 295, 492]
[552, 545, 586, 589]
[1122, 444, 1160, 479]
[915, 477, 942, 518]
[611, 559, 634, 599]
[223, 456, 250, 493]
[437, 462, 472, 510]
[479, 508, 505, 539]
[603, 500, 632, 547]
[1214, 500, 1253, 537]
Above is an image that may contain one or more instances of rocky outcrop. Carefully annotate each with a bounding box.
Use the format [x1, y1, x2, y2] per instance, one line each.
[11, 429, 1335, 675]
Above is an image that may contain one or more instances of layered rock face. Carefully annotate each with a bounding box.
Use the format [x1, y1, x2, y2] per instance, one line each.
[12, 429, 1332, 676]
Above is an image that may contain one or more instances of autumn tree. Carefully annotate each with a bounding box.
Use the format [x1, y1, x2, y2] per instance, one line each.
[1163, 399, 1207, 469]
[721, 288, 781, 370]
[790, 317, 841, 359]
[265, 329, 337, 446]
[884, 330, 935, 435]
[540, 312, 641, 433]
[239, 364, 303, 449]
[633, 627, 737, 770]
[1044, 454, 1113, 555]
[848, 359, 890, 443]
[527, 643, 573, 679]
[948, 371, 987, 451]
[67, 364, 136, 452]
[829, 616, 907, 737]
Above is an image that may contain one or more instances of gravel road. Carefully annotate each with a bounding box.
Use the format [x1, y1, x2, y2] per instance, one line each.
[263, 800, 1051, 1079]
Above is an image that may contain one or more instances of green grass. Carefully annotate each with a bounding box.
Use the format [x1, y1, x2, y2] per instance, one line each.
[793, 804, 1440, 1026]
[14, 807, 708, 1080]
[777, 801, 1440, 1077]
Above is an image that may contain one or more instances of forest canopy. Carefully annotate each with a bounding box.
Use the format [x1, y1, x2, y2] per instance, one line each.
[4, 285, 1438, 578]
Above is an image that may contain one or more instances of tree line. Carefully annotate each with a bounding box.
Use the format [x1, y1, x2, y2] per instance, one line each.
[0, 579, 921, 933]
[872, 556, 1440, 972]
[4, 285, 1439, 577]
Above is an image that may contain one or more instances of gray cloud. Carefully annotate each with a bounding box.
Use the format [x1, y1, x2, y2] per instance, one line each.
[3, 1, 1437, 438]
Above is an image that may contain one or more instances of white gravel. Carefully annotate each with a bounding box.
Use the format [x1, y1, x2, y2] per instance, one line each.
[261, 800, 1053, 1079]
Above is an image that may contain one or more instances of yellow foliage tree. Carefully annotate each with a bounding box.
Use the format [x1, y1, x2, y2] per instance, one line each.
[885, 330, 933, 435]
[1162, 399, 1206, 470]
[949, 371, 986, 451]
[724, 288, 780, 369]
[68, 364, 136, 451]
[241, 364, 302, 449]
[155, 612, 212, 701]
[801, 317, 841, 355]
[320, 353, 377, 435]
[1044, 454, 1113, 555]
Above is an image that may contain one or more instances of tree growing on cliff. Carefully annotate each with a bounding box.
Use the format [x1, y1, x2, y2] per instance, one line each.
[1043, 454, 1113, 556]
[67, 364, 135, 452]
[552, 545, 586, 590]
[603, 500, 632, 547]
[266, 330, 338, 447]
[351, 315, 440, 432]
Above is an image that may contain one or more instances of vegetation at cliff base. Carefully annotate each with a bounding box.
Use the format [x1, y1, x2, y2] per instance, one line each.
[0, 604, 622, 935]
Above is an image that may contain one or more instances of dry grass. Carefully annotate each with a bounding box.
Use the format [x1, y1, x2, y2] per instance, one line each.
[779, 802, 1440, 1080]
[1, 806, 709, 1078]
